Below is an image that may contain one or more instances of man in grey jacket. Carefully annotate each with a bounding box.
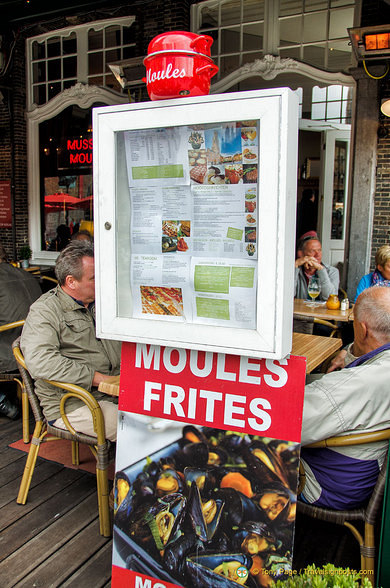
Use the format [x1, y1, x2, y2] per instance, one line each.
[294, 235, 339, 300]
[0, 241, 42, 419]
[300, 286, 390, 509]
[21, 241, 121, 441]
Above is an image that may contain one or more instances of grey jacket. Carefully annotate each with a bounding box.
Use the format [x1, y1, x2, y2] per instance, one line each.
[0, 263, 42, 372]
[21, 286, 121, 421]
[294, 263, 339, 301]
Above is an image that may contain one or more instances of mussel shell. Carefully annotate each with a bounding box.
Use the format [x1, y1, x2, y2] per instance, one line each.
[232, 521, 277, 555]
[186, 552, 254, 588]
[176, 441, 210, 468]
[220, 432, 252, 454]
[129, 493, 187, 556]
[184, 465, 223, 496]
[254, 483, 293, 525]
[182, 425, 209, 444]
[215, 488, 262, 529]
[207, 446, 229, 466]
[132, 471, 155, 502]
[187, 481, 225, 542]
[243, 441, 289, 489]
[155, 467, 184, 496]
[163, 531, 199, 580]
[113, 471, 135, 531]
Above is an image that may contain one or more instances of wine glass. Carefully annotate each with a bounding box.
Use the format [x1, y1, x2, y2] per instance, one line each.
[307, 276, 321, 305]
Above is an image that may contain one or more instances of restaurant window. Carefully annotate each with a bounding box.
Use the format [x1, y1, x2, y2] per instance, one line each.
[28, 16, 135, 107]
[311, 85, 352, 123]
[39, 105, 96, 251]
[192, 0, 354, 117]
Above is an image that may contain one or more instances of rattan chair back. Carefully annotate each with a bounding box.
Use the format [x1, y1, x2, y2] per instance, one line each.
[12, 336, 112, 537]
[298, 429, 390, 585]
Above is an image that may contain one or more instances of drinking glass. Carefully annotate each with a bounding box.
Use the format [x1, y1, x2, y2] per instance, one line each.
[307, 276, 321, 305]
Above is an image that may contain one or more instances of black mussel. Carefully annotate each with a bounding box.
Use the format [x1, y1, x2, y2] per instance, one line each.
[176, 441, 209, 468]
[186, 552, 254, 587]
[163, 530, 200, 581]
[159, 456, 177, 470]
[263, 554, 293, 583]
[143, 459, 160, 479]
[184, 465, 221, 495]
[187, 481, 225, 542]
[207, 446, 229, 466]
[243, 441, 289, 488]
[132, 471, 155, 502]
[220, 432, 252, 454]
[114, 472, 131, 515]
[182, 425, 208, 444]
[155, 467, 184, 497]
[216, 488, 262, 529]
[232, 521, 278, 556]
[129, 493, 187, 555]
[254, 483, 293, 525]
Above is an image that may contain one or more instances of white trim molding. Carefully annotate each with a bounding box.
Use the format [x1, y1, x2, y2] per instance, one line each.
[27, 83, 128, 264]
[210, 55, 355, 94]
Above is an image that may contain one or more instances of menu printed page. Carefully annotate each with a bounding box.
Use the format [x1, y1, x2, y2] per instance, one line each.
[124, 121, 259, 328]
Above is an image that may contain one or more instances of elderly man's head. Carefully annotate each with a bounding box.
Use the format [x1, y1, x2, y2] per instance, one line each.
[55, 241, 95, 306]
[297, 236, 323, 263]
[354, 286, 390, 351]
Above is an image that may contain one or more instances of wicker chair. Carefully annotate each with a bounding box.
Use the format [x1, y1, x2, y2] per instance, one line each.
[0, 320, 27, 439]
[293, 313, 341, 338]
[298, 429, 390, 585]
[12, 336, 112, 537]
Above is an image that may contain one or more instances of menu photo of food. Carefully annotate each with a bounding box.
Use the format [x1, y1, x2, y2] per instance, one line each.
[243, 146, 258, 163]
[113, 426, 299, 587]
[140, 286, 184, 316]
[243, 164, 258, 184]
[246, 213, 256, 226]
[241, 126, 257, 144]
[245, 227, 257, 243]
[162, 237, 177, 253]
[245, 198, 256, 213]
[205, 165, 225, 185]
[246, 243, 256, 257]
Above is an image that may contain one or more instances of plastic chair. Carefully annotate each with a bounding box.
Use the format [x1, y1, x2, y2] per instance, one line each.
[298, 429, 390, 585]
[0, 320, 27, 440]
[12, 337, 112, 537]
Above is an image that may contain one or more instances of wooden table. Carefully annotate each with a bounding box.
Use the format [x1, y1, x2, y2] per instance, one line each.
[294, 298, 354, 322]
[98, 375, 120, 396]
[98, 334, 342, 396]
[292, 331, 342, 373]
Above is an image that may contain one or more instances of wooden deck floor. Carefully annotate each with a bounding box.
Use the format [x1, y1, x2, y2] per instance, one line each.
[0, 412, 363, 587]
[0, 414, 113, 588]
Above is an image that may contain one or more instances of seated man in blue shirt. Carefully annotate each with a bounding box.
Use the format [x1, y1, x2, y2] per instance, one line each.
[300, 286, 390, 509]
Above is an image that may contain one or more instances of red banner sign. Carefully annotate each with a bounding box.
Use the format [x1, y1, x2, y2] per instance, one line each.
[112, 566, 181, 588]
[119, 343, 306, 443]
[0, 180, 12, 228]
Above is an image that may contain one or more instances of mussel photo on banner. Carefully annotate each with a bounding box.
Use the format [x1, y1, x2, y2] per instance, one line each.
[112, 425, 300, 587]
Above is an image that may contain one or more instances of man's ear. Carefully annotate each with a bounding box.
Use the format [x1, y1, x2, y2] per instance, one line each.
[359, 320, 368, 340]
[297, 249, 303, 259]
[64, 274, 76, 291]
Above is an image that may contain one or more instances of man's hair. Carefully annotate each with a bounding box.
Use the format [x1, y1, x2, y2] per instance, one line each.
[55, 241, 94, 286]
[71, 229, 93, 242]
[0, 241, 8, 263]
[298, 235, 321, 254]
[355, 286, 390, 340]
[375, 245, 390, 268]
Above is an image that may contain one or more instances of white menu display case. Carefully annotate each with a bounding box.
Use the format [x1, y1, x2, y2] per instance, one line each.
[93, 88, 299, 358]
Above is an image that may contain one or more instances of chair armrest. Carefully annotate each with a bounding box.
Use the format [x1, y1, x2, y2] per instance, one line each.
[45, 379, 106, 444]
[0, 320, 25, 333]
[304, 429, 390, 448]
